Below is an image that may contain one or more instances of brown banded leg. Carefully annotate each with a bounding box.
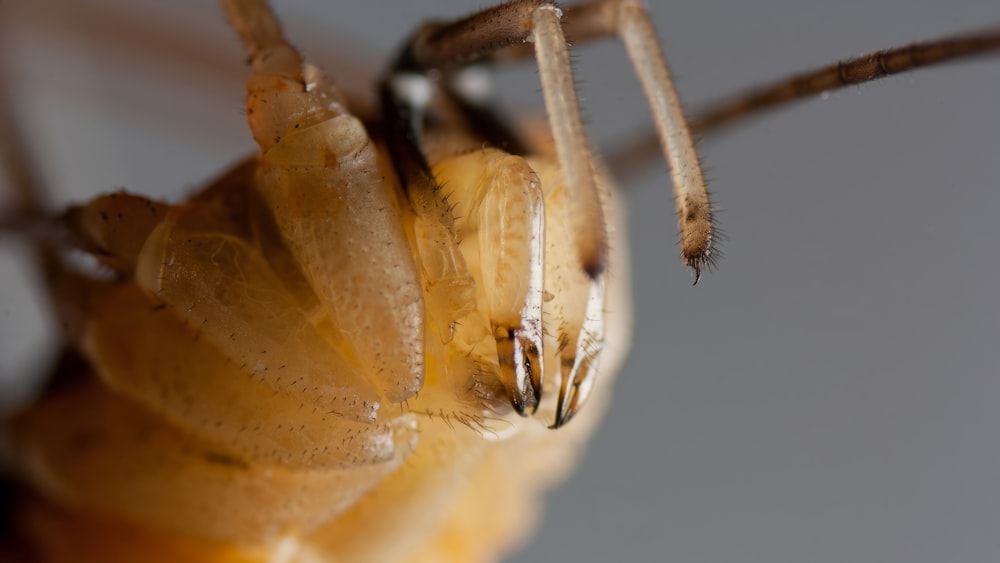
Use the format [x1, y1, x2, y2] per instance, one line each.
[607, 28, 1000, 180]
[691, 28, 1000, 134]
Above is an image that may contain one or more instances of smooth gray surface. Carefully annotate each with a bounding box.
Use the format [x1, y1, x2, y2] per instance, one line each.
[2, 1, 999, 562]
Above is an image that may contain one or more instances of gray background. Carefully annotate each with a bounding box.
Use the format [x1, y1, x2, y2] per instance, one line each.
[2, 1, 998, 562]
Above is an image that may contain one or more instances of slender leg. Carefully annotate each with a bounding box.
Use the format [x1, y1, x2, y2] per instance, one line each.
[606, 28, 1000, 181]
[691, 28, 1000, 134]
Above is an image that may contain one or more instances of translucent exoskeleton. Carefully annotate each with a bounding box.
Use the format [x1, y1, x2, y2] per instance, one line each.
[1, 1, 999, 562]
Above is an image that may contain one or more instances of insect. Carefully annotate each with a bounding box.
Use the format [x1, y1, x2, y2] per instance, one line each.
[2, 1, 999, 562]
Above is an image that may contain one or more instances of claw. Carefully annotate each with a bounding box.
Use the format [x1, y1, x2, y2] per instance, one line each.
[496, 326, 543, 416]
[552, 347, 599, 428]
[552, 276, 605, 428]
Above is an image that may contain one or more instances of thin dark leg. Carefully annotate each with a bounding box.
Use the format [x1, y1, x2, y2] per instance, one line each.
[606, 28, 1000, 180]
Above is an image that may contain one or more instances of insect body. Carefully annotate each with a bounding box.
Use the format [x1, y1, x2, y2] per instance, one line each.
[1, 1, 1000, 560]
[4, 1, 646, 561]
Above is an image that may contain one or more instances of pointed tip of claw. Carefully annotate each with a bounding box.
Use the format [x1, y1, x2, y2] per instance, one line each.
[550, 384, 579, 429]
[506, 378, 538, 418]
[550, 404, 577, 429]
[510, 394, 530, 417]
[685, 251, 717, 285]
[497, 326, 544, 418]
[529, 380, 543, 416]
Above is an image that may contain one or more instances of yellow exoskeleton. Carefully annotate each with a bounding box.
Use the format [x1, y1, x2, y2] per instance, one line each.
[4, 1, 649, 560]
[1, 1, 1000, 560]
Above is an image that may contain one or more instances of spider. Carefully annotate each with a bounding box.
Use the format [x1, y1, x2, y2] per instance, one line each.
[1, 1, 998, 562]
